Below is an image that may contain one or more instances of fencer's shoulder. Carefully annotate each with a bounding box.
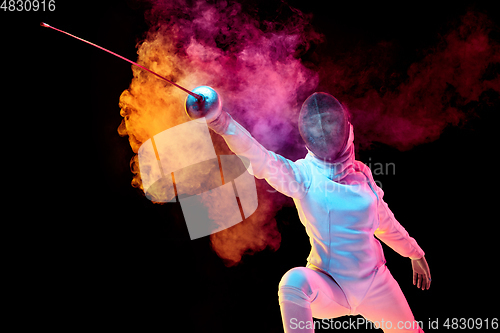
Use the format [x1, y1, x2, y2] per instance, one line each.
[354, 160, 385, 198]
[294, 157, 308, 165]
[353, 160, 372, 175]
[293, 157, 314, 183]
[294, 157, 313, 173]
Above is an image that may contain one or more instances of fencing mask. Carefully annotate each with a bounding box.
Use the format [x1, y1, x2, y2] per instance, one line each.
[298, 92, 350, 162]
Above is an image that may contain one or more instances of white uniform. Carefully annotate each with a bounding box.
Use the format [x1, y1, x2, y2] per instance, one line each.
[217, 115, 425, 331]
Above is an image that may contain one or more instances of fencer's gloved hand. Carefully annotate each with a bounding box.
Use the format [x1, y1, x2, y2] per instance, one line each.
[411, 256, 431, 290]
[185, 86, 231, 134]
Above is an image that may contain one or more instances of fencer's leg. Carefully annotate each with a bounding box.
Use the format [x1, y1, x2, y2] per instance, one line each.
[279, 295, 314, 333]
[278, 271, 314, 333]
[357, 265, 424, 332]
[277, 267, 350, 333]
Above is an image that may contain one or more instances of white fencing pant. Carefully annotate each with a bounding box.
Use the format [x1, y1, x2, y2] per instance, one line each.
[278, 265, 424, 332]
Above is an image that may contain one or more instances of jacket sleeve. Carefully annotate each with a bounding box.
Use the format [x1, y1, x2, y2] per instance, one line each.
[358, 162, 424, 260]
[215, 113, 312, 199]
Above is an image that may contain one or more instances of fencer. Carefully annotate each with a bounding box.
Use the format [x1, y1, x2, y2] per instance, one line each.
[186, 88, 431, 332]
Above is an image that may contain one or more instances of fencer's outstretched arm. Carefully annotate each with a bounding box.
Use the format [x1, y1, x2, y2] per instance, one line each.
[184, 86, 310, 199]
[209, 110, 312, 199]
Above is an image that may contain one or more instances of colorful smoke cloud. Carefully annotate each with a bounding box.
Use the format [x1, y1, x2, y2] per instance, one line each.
[118, 1, 499, 265]
[319, 10, 499, 151]
[118, 0, 321, 265]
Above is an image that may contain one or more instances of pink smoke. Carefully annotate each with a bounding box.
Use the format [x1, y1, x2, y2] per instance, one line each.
[120, 1, 499, 265]
[141, 0, 322, 150]
[319, 10, 500, 151]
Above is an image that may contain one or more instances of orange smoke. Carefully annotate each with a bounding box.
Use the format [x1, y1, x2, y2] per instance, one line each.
[117, 27, 193, 192]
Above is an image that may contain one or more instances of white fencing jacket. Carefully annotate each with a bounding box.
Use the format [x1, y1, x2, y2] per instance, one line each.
[218, 115, 425, 309]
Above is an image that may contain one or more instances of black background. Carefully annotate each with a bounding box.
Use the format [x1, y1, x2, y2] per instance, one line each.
[3, 0, 498, 331]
